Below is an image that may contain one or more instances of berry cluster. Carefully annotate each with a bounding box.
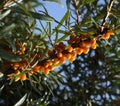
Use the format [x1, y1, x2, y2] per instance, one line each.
[6, 30, 114, 81]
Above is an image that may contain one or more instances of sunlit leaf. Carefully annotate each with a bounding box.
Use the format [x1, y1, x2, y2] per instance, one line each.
[14, 93, 27, 106]
[0, 10, 11, 20]
[52, 10, 70, 34]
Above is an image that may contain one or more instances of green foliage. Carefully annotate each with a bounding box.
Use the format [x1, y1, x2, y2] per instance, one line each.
[0, 0, 120, 106]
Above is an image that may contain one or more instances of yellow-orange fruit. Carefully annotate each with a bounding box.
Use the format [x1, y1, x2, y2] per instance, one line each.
[48, 66, 54, 71]
[76, 48, 83, 55]
[44, 62, 50, 68]
[103, 33, 110, 40]
[29, 70, 34, 75]
[33, 65, 40, 72]
[39, 66, 45, 72]
[71, 51, 77, 57]
[66, 53, 72, 60]
[69, 55, 76, 62]
[91, 43, 97, 49]
[59, 56, 66, 64]
[83, 47, 89, 54]
[57, 52, 63, 58]
[53, 58, 60, 65]
[48, 61, 53, 66]
[20, 73, 27, 81]
[107, 30, 114, 36]
[85, 42, 91, 47]
[67, 46, 73, 52]
[91, 39, 96, 45]
[12, 63, 20, 70]
[21, 45, 26, 53]
[44, 68, 50, 74]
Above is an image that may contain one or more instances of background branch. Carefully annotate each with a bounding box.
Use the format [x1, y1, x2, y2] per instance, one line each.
[101, 0, 115, 32]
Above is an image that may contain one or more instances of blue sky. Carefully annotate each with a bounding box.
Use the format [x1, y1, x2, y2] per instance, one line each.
[43, 0, 67, 21]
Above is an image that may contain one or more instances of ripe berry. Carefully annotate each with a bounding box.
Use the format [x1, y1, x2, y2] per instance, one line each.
[67, 46, 73, 52]
[20, 73, 27, 81]
[76, 48, 83, 55]
[57, 52, 63, 58]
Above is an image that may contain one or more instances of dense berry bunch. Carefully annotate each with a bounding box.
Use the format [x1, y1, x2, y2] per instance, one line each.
[4, 30, 114, 81]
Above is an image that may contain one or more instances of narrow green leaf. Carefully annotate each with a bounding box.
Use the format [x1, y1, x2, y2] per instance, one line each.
[30, 11, 54, 21]
[0, 24, 15, 38]
[43, 0, 61, 4]
[52, 10, 70, 34]
[91, 18, 99, 28]
[14, 93, 27, 106]
[66, 0, 71, 9]
[0, 10, 11, 20]
[12, 7, 54, 21]
[56, 34, 69, 43]
[0, 48, 21, 62]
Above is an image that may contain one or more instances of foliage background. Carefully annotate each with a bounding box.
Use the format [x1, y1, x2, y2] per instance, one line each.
[0, 0, 120, 106]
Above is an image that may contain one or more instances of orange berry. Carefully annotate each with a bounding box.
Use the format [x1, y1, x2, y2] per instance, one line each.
[21, 45, 26, 53]
[83, 47, 89, 54]
[39, 66, 45, 72]
[71, 51, 77, 57]
[91, 43, 97, 49]
[12, 63, 20, 70]
[44, 62, 50, 68]
[107, 30, 114, 36]
[59, 56, 66, 64]
[66, 53, 72, 60]
[91, 39, 96, 45]
[85, 41, 91, 47]
[47, 61, 52, 66]
[44, 68, 50, 74]
[20, 73, 27, 81]
[76, 48, 83, 55]
[67, 46, 73, 52]
[48, 66, 54, 71]
[103, 33, 110, 40]
[33, 65, 40, 72]
[69, 56, 76, 62]
[29, 70, 34, 75]
[53, 58, 59, 65]
[57, 52, 63, 58]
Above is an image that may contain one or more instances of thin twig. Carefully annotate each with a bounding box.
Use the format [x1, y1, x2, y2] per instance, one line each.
[0, 0, 11, 12]
[72, 0, 80, 24]
[101, 0, 115, 32]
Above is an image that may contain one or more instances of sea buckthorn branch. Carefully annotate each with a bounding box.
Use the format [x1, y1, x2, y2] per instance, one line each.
[5, 30, 114, 82]
[0, 0, 11, 12]
[101, 0, 115, 32]
[72, 0, 80, 24]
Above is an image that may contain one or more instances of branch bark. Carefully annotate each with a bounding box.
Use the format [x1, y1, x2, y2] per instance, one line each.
[101, 0, 115, 32]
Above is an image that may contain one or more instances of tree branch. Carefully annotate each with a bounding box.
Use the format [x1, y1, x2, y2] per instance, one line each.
[72, 0, 80, 24]
[101, 0, 115, 32]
